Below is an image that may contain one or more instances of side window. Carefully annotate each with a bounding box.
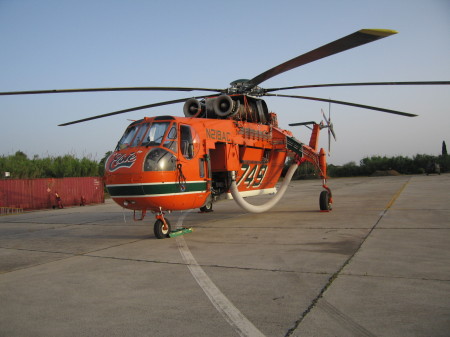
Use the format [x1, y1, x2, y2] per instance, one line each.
[163, 124, 178, 152]
[199, 158, 205, 178]
[180, 125, 194, 159]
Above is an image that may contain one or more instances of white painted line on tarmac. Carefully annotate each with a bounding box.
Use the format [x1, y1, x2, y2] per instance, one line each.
[175, 211, 266, 337]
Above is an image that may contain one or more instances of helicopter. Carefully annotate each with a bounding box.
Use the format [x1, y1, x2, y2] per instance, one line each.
[1, 28, 449, 238]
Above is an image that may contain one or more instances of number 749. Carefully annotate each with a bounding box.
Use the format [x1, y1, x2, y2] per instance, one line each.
[236, 164, 268, 188]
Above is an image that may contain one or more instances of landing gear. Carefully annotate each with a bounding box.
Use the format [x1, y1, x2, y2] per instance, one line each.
[154, 217, 171, 239]
[199, 200, 213, 213]
[319, 190, 332, 211]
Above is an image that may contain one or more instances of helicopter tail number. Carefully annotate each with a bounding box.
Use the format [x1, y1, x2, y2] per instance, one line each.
[236, 164, 268, 188]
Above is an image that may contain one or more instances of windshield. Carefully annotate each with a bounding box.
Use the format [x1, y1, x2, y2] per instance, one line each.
[142, 122, 169, 146]
[130, 123, 150, 147]
[142, 122, 170, 147]
[116, 124, 139, 150]
[116, 122, 170, 150]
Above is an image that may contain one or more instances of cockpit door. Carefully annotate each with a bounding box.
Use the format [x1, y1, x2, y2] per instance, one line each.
[178, 124, 210, 195]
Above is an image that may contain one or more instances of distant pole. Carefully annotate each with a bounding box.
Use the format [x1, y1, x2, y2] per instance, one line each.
[443, 141, 448, 156]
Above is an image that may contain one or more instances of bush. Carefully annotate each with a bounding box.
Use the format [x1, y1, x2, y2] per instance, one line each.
[287, 154, 449, 179]
[0, 151, 101, 179]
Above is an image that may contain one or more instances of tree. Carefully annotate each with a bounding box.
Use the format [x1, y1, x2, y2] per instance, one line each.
[443, 141, 448, 156]
[98, 151, 112, 176]
[0, 151, 101, 178]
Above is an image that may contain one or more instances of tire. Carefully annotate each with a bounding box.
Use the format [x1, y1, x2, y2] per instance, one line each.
[154, 219, 171, 239]
[319, 190, 332, 211]
[200, 201, 213, 212]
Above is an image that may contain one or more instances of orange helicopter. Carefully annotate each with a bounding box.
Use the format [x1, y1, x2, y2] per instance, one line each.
[1, 29, 449, 238]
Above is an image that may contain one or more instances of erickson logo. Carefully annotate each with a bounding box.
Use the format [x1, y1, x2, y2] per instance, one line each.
[108, 152, 137, 172]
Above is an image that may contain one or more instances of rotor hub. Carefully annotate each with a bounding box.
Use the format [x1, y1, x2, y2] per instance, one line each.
[228, 79, 264, 96]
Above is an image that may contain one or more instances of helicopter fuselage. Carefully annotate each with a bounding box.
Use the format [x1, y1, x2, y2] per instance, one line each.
[104, 114, 293, 212]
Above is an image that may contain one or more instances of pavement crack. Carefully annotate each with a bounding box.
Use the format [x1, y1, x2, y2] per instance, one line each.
[284, 178, 411, 337]
[0, 246, 73, 255]
[341, 272, 450, 283]
[1, 241, 331, 277]
[82, 253, 330, 275]
[0, 238, 148, 274]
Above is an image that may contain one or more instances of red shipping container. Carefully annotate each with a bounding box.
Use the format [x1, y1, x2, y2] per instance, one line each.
[0, 177, 104, 210]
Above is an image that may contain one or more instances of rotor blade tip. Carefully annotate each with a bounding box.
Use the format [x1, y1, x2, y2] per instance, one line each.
[359, 28, 398, 37]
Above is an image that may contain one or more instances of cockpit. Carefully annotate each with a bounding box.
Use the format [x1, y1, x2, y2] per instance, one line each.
[116, 120, 177, 151]
[114, 117, 199, 172]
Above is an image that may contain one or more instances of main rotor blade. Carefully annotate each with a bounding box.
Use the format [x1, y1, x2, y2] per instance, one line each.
[245, 29, 397, 90]
[264, 93, 417, 117]
[0, 86, 223, 96]
[265, 81, 450, 92]
[58, 94, 217, 126]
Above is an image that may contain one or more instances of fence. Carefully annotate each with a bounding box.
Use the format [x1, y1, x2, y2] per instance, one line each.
[0, 177, 104, 210]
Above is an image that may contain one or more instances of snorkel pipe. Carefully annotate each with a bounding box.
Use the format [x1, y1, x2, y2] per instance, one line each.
[229, 162, 298, 213]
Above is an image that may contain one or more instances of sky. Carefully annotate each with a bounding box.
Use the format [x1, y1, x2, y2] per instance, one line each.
[0, 0, 449, 165]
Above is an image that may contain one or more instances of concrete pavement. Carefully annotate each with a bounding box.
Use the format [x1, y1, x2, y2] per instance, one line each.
[0, 174, 449, 336]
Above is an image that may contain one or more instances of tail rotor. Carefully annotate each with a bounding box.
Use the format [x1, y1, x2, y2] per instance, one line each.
[321, 107, 336, 155]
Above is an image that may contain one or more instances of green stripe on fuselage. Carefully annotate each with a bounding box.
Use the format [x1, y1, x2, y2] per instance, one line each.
[107, 182, 207, 197]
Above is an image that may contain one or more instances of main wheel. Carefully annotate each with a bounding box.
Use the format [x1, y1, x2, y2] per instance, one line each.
[319, 190, 332, 211]
[200, 200, 213, 212]
[154, 219, 171, 239]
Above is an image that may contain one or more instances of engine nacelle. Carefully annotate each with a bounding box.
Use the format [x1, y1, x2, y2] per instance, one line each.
[212, 95, 240, 117]
[185, 96, 240, 119]
[183, 98, 204, 117]
[183, 95, 270, 125]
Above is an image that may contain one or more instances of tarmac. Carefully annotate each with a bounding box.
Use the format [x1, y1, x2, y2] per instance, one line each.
[0, 174, 449, 337]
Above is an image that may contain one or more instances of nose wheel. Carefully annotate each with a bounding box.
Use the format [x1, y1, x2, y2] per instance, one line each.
[154, 215, 171, 239]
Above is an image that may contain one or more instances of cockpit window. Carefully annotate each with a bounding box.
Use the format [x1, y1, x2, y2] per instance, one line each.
[163, 124, 178, 152]
[180, 125, 193, 159]
[144, 148, 177, 171]
[142, 122, 170, 147]
[131, 123, 150, 147]
[116, 124, 139, 150]
[180, 124, 199, 159]
[116, 122, 170, 150]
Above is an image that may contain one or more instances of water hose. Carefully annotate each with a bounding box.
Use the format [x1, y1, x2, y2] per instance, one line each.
[230, 163, 299, 213]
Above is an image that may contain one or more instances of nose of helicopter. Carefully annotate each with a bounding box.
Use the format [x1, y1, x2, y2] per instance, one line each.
[104, 148, 209, 212]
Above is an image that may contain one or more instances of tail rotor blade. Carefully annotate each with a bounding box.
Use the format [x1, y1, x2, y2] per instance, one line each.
[328, 101, 331, 122]
[321, 108, 328, 124]
[328, 128, 331, 155]
[330, 124, 337, 141]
